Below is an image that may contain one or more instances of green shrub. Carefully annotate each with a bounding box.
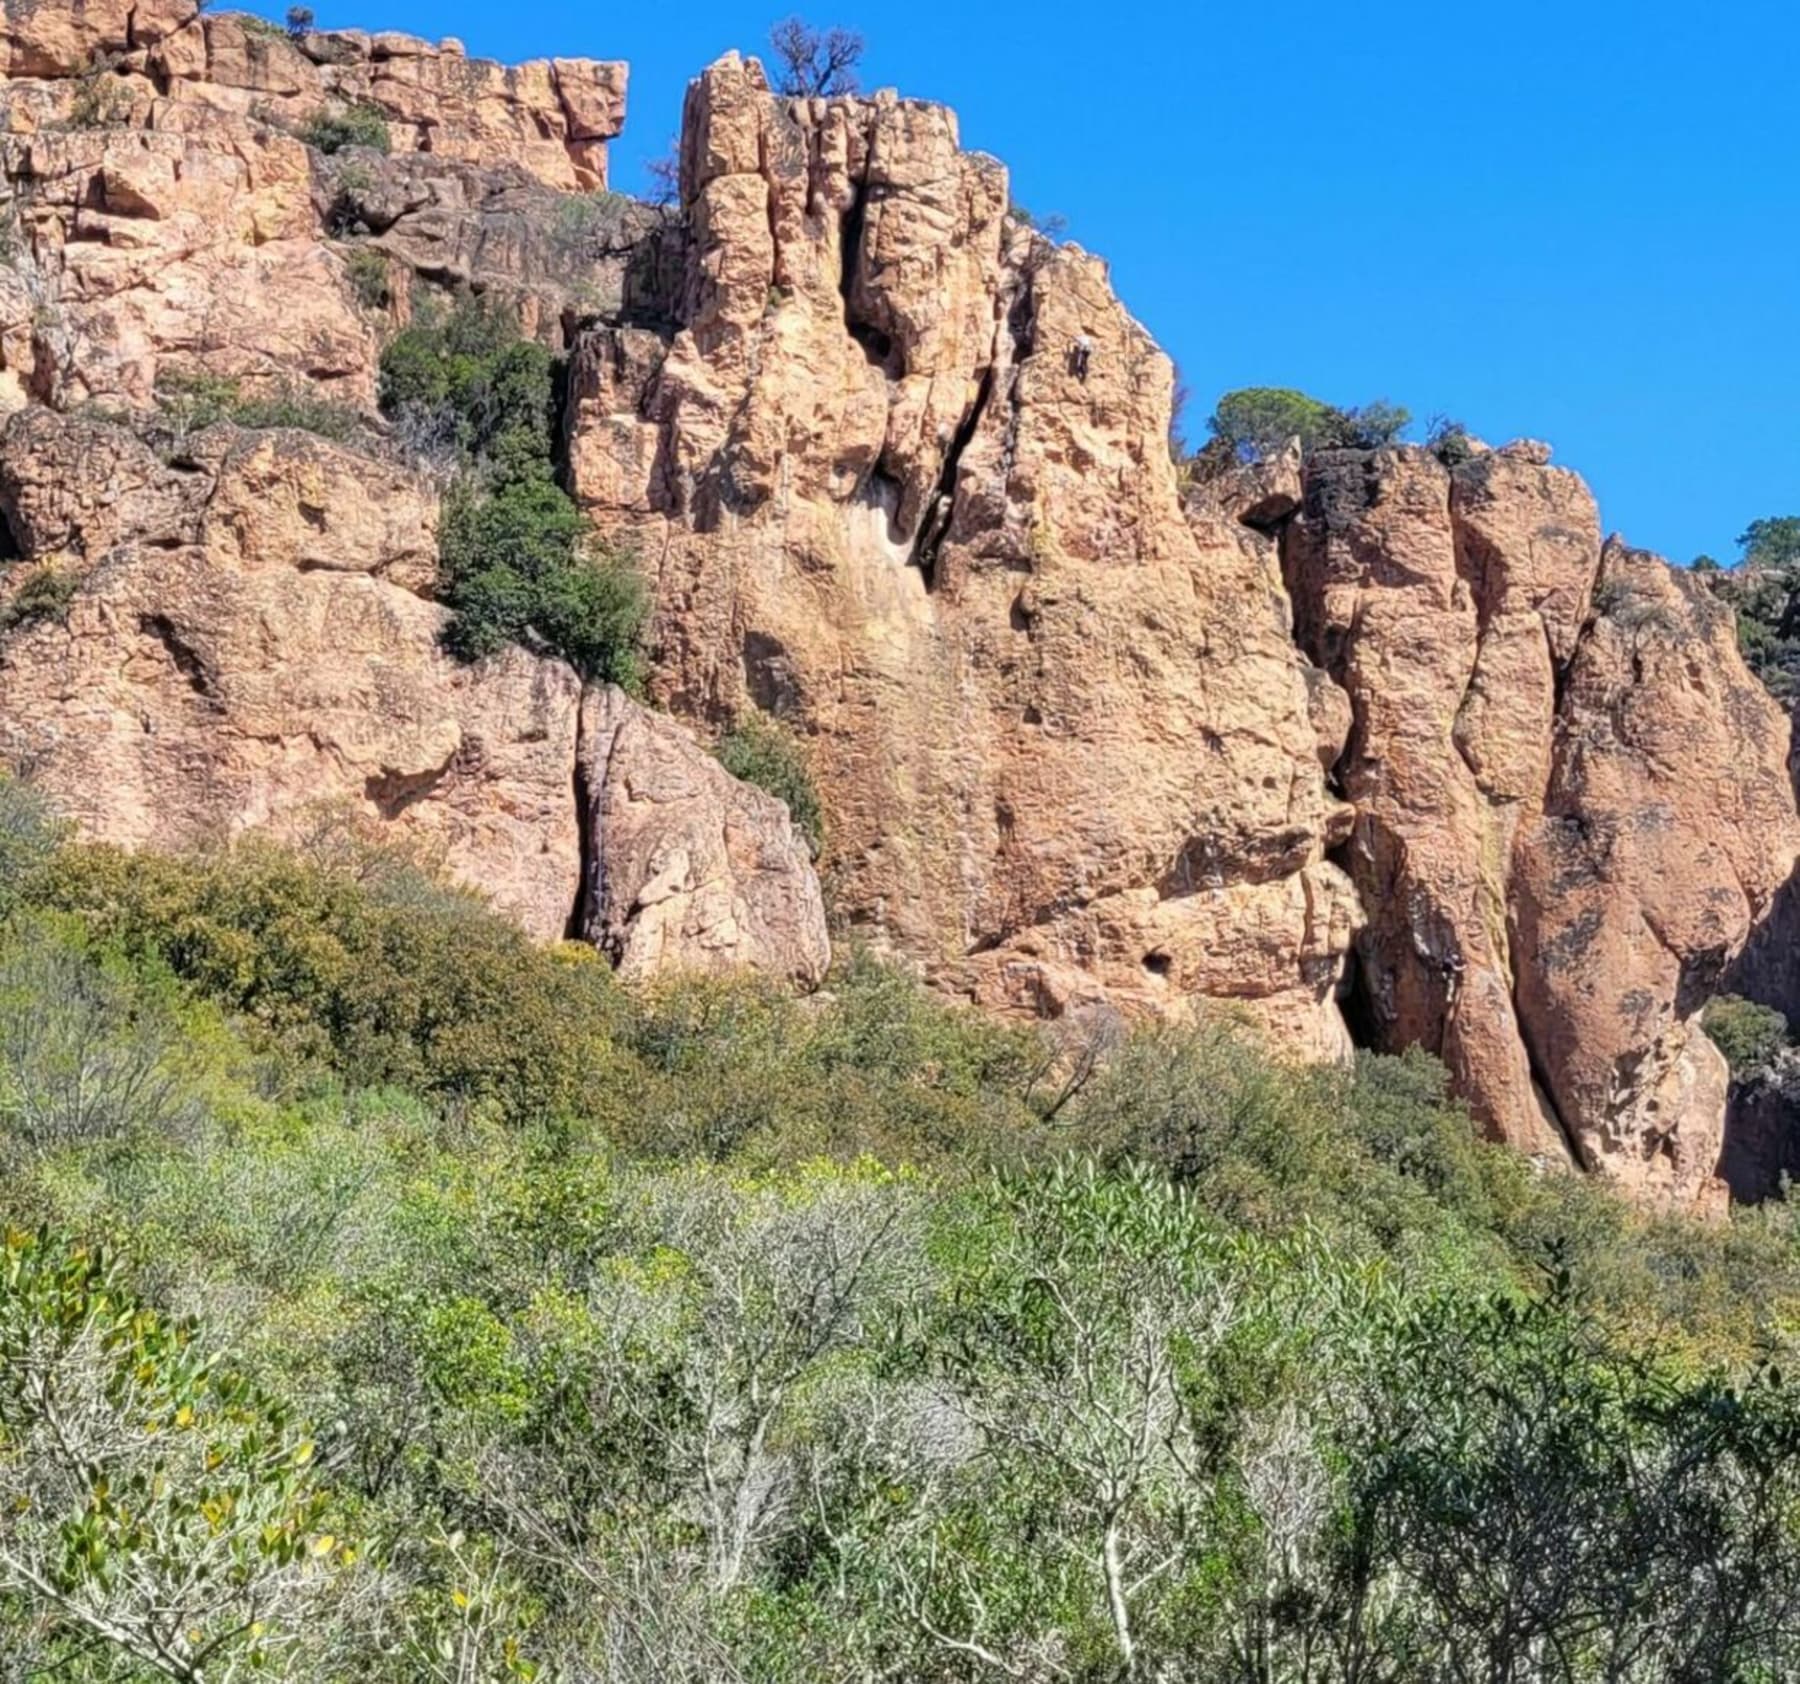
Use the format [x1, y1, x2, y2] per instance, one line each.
[32, 836, 624, 1121]
[380, 299, 647, 683]
[0, 773, 64, 919]
[0, 566, 78, 632]
[153, 370, 361, 444]
[715, 713, 824, 853]
[344, 246, 392, 311]
[1703, 993, 1790, 1075]
[1208, 385, 1412, 461]
[436, 477, 646, 686]
[227, 383, 361, 440]
[300, 101, 390, 155]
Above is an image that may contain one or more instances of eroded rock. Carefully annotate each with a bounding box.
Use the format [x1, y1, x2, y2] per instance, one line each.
[1284, 444, 1800, 1208]
[567, 53, 1360, 1057]
[0, 409, 827, 983]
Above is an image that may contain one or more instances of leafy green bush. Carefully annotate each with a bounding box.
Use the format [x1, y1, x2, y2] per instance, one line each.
[1207, 385, 1413, 461]
[32, 836, 625, 1121]
[300, 101, 390, 155]
[0, 566, 78, 632]
[715, 712, 824, 853]
[1703, 993, 1790, 1075]
[344, 246, 392, 310]
[0, 1226, 341, 1679]
[0, 773, 64, 918]
[380, 299, 647, 683]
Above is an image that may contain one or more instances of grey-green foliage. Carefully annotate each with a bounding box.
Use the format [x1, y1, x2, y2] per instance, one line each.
[300, 101, 391, 155]
[5, 831, 1800, 1678]
[0, 566, 78, 633]
[0, 774, 61, 919]
[153, 370, 362, 447]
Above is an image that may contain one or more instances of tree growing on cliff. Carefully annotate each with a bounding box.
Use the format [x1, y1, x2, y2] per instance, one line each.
[1207, 386, 1412, 462]
[768, 17, 864, 98]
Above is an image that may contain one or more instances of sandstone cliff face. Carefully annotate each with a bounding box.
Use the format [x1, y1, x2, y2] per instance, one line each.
[0, 5, 629, 413]
[0, 408, 826, 983]
[567, 53, 1360, 1058]
[1283, 447, 1800, 1208]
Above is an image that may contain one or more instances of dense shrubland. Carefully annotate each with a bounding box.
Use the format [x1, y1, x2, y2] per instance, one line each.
[5, 774, 1800, 1679]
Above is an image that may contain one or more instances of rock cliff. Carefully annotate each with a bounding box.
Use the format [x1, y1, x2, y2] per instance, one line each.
[567, 54, 1360, 1060]
[1284, 447, 1798, 1209]
[0, 14, 1792, 1208]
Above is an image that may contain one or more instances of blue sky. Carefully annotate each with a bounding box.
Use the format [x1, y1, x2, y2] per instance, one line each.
[270, 0, 1796, 563]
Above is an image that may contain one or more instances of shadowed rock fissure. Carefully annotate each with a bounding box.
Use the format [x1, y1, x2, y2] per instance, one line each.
[909, 364, 994, 588]
[566, 695, 600, 944]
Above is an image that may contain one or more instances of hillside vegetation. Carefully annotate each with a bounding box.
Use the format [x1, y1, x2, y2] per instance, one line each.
[4, 776, 1800, 1681]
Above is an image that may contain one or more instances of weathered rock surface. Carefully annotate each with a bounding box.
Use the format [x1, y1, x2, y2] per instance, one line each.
[1512, 542, 1799, 1209]
[568, 53, 1360, 1058]
[0, 409, 826, 980]
[0, 11, 632, 414]
[0, 110, 376, 410]
[0, 1, 627, 193]
[1284, 446, 1800, 1208]
[576, 686, 830, 986]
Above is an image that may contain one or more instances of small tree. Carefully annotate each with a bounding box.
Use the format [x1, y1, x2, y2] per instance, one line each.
[1741, 515, 1800, 571]
[768, 17, 864, 98]
[284, 6, 314, 38]
[1208, 386, 1412, 462]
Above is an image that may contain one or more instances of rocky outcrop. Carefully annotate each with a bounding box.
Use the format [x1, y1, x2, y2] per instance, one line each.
[567, 53, 1360, 1057]
[1283, 445, 1800, 1208]
[576, 687, 830, 986]
[0, 9, 632, 414]
[0, 408, 826, 980]
[0, 110, 377, 410]
[1512, 542, 1799, 1208]
[0, 0, 623, 192]
[0, 16, 1793, 1207]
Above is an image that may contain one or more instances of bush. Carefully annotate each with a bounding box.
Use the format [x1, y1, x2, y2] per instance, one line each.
[715, 713, 824, 854]
[436, 476, 646, 686]
[380, 299, 647, 683]
[0, 773, 64, 919]
[285, 5, 314, 36]
[32, 837, 624, 1122]
[0, 566, 78, 632]
[1207, 385, 1412, 461]
[1703, 993, 1790, 1075]
[153, 370, 361, 445]
[300, 101, 390, 155]
[344, 246, 392, 311]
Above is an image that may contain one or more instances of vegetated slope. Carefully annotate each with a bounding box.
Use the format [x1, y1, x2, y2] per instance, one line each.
[5, 778, 1800, 1679]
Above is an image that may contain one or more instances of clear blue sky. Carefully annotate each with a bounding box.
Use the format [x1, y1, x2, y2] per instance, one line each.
[270, 0, 1797, 563]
